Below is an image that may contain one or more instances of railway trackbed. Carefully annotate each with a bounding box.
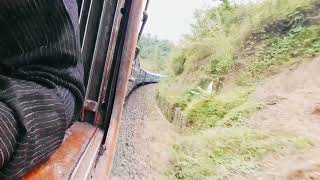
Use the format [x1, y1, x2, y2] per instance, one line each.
[111, 85, 177, 180]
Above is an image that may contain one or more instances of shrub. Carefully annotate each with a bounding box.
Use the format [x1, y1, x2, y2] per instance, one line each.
[171, 51, 187, 75]
[186, 88, 253, 129]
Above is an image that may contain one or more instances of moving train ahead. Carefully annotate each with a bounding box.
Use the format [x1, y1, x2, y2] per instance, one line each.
[22, 0, 160, 179]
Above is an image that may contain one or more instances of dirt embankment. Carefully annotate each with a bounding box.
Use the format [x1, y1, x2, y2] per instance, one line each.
[249, 57, 320, 179]
[250, 57, 320, 141]
[110, 85, 178, 180]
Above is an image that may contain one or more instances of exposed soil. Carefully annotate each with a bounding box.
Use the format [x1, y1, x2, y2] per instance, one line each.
[110, 85, 178, 180]
[248, 56, 320, 179]
[111, 57, 320, 180]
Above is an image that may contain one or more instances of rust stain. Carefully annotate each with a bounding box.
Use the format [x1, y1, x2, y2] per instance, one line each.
[22, 123, 97, 180]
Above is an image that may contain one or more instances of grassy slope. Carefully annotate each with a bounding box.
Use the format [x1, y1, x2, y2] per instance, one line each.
[169, 128, 313, 180]
[159, 0, 320, 179]
[160, 0, 319, 104]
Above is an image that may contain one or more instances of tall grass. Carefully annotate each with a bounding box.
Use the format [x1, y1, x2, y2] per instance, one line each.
[168, 128, 313, 180]
[160, 0, 319, 179]
[161, 0, 318, 105]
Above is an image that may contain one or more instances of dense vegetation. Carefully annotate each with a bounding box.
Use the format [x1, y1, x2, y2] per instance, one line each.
[161, 0, 319, 105]
[153, 0, 320, 179]
[159, 0, 320, 124]
[138, 34, 174, 73]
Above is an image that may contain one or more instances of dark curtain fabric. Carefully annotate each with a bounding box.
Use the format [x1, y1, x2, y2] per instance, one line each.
[77, 0, 83, 14]
[0, 0, 84, 179]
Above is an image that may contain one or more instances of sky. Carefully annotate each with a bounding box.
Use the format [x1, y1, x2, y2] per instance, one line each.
[144, 0, 214, 43]
[143, 0, 261, 43]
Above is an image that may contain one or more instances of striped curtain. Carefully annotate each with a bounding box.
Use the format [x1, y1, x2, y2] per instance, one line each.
[0, 0, 84, 178]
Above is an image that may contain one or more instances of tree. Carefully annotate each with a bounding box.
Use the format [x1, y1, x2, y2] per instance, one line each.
[138, 34, 175, 73]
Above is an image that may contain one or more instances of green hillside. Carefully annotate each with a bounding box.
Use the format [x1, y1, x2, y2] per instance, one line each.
[153, 0, 320, 179]
[160, 0, 319, 117]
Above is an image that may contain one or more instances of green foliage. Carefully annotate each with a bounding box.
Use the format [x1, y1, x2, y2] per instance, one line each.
[157, 2, 320, 179]
[159, 1, 320, 179]
[219, 102, 262, 127]
[168, 128, 313, 180]
[138, 34, 174, 73]
[186, 88, 253, 129]
[161, 0, 318, 107]
[171, 50, 187, 75]
[173, 99, 188, 111]
[245, 26, 320, 79]
[172, 88, 208, 111]
[221, 0, 231, 10]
